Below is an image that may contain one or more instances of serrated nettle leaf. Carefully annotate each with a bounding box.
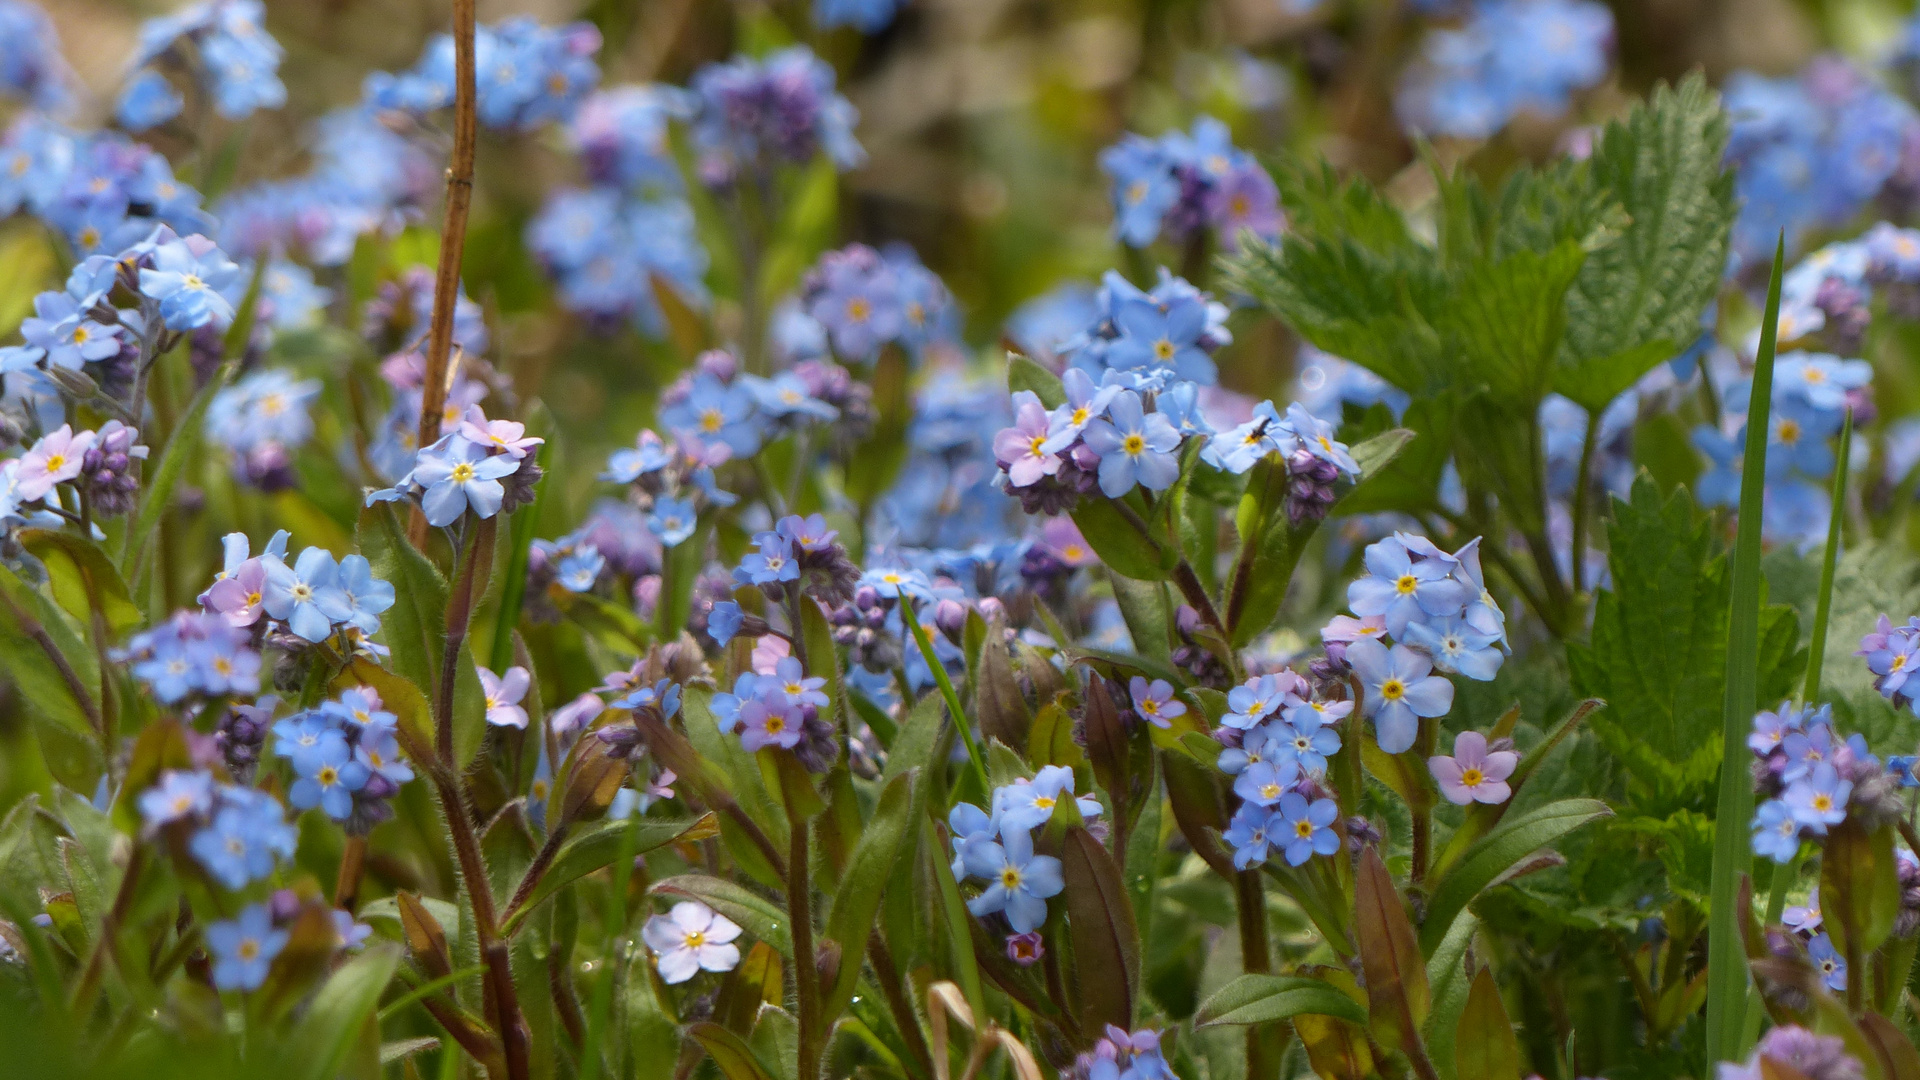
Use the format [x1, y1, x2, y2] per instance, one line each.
[1195, 974, 1369, 1028]
[1555, 74, 1734, 411]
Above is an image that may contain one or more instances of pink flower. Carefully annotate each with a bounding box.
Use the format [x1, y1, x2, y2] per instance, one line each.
[993, 396, 1062, 488]
[1320, 613, 1387, 645]
[1428, 731, 1518, 806]
[459, 405, 544, 459]
[479, 665, 531, 729]
[1040, 516, 1095, 566]
[738, 698, 803, 751]
[205, 558, 271, 627]
[549, 691, 604, 746]
[14, 424, 96, 501]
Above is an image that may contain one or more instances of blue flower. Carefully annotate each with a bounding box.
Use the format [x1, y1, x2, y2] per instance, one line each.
[139, 238, 244, 330]
[1223, 801, 1275, 870]
[603, 431, 675, 483]
[20, 290, 122, 370]
[117, 69, 185, 130]
[1202, 408, 1290, 475]
[1808, 932, 1847, 992]
[1127, 677, 1186, 729]
[1402, 616, 1505, 681]
[708, 600, 745, 646]
[557, 546, 605, 592]
[1271, 715, 1343, 777]
[860, 565, 934, 600]
[647, 495, 698, 547]
[1104, 299, 1214, 384]
[1750, 799, 1802, 863]
[355, 728, 415, 786]
[612, 678, 682, 718]
[947, 802, 996, 881]
[1285, 402, 1361, 476]
[1221, 674, 1290, 730]
[1348, 638, 1455, 755]
[1781, 723, 1837, 784]
[1041, 368, 1122, 452]
[735, 532, 799, 587]
[1783, 762, 1851, 834]
[206, 903, 289, 991]
[414, 436, 520, 527]
[1232, 759, 1301, 807]
[190, 801, 294, 889]
[997, 765, 1101, 832]
[1765, 397, 1841, 480]
[273, 713, 345, 774]
[1099, 135, 1178, 247]
[1216, 724, 1286, 776]
[767, 657, 829, 710]
[1274, 792, 1341, 866]
[741, 372, 837, 422]
[813, 0, 903, 32]
[333, 554, 394, 635]
[1081, 390, 1182, 498]
[139, 770, 213, 827]
[289, 737, 370, 821]
[962, 825, 1065, 933]
[1346, 536, 1471, 638]
[661, 373, 761, 457]
[264, 547, 353, 643]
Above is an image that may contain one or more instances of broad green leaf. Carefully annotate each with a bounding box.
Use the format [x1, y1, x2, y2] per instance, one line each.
[286, 944, 402, 1080]
[1194, 974, 1369, 1027]
[748, 1005, 799, 1080]
[1423, 911, 1481, 1080]
[881, 688, 946, 787]
[1071, 494, 1175, 582]
[924, 817, 986, 1023]
[356, 504, 447, 700]
[652, 874, 793, 957]
[1454, 967, 1521, 1080]
[688, 1021, 779, 1080]
[1007, 352, 1065, 408]
[1555, 75, 1734, 411]
[1419, 798, 1613, 955]
[822, 769, 918, 1020]
[18, 529, 142, 634]
[502, 814, 721, 935]
[1567, 477, 1801, 816]
[0, 563, 101, 738]
[1819, 820, 1901, 967]
[1108, 572, 1172, 667]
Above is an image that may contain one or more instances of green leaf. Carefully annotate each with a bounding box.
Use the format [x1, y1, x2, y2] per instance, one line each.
[821, 769, 918, 1020]
[881, 689, 946, 787]
[1706, 235, 1784, 1065]
[653, 874, 793, 957]
[1567, 476, 1801, 815]
[1555, 74, 1734, 411]
[689, 1021, 779, 1080]
[286, 945, 402, 1080]
[1820, 820, 1901, 969]
[501, 814, 721, 935]
[1071, 494, 1175, 582]
[1419, 798, 1613, 955]
[19, 529, 142, 634]
[1007, 352, 1065, 409]
[1195, 974, 1369, 1027]
[924, 817, 986, 1023]
[0, 563, 100, 738]
[356, 504, 448, 699]
[1423, 912, 1481, 1080]
[1454, 967, 1522, 1080]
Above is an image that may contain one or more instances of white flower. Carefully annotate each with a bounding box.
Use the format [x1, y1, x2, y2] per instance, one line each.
[641, 901, 742, 984]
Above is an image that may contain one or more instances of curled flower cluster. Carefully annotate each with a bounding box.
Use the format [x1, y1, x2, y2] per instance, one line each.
[947, 767, 1102, 934]
[273, 687, 415, 831]
[712, 658, 838, 772]
[138, 768, 296, 890]
[995, 370, 1195, 514]
[0, 419, 148, 524]
[1099, 115, 1281, 251]
[1205, 399, 1362, 525]
[686, 46, 864, 186]
[1214, 668, 1344, 869]
[730, 512, 864, 609]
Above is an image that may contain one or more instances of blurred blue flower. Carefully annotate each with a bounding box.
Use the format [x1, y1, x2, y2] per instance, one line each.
[206, 903, 288, 991]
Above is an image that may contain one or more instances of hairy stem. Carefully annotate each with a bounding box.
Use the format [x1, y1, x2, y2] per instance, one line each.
[1568, 411, 1600, 596]
[410, 0, 479, 549]
[789, 816, 820, 1080]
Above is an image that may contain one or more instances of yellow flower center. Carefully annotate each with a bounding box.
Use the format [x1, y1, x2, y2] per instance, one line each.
[182, 274, 205, 291]
[1000, 866, 1023, 890]
[700, 410, 724, 433]
[1028, 434, 1047, 456]
[1261, 783, 1282, 800]
[1123, 433, 1146, 455]
[1294, 820, 1315, 838]
[764, 715, 785, 734]
[685, 930, 706, 948]
[846, 297, 872, 322]
[1812, 794, 1832, 812]
[43, 453, 64, 471]
[1395, 574, 1418, 595]
[1777, 419, 1800, 443]
[449, 462, 476, 483]
[238, 939, 260, 961]
[1153, 339, 1176, 361]
[1460, 768, 1484, 787]
[1033, 795, 1055, 810]
[1379, 679, 1405, 702]
[72, 326, 89, 344]
[318, 765, 338, 786]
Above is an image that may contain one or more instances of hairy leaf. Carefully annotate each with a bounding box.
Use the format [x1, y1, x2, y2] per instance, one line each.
[1195, 974, 1369, 1027]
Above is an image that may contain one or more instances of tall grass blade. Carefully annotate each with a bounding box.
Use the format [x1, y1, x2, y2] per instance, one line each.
[1800, 406, 1852, 706]
[1704, 233, 1784, 1064]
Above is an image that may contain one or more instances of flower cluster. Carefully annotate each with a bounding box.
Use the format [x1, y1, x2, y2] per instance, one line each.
[139, 768, 296, 889]
[1099, 116, 1281, 250]
[798, 243, 957, 363]
[0, 420, 148, 523]
[730, 512, 864, 609]
[1718, 1023, 1865, 1079]
[711, 658, 840, 771]
[203, 893, 370, 993]
[527, 185, 707, 335]
[1212, 668, 1345, 868]
[199, 531, 395, 648]
[1396, 0, 1615, 138]
[367, 404, 544, 529]
[1862, 614, 1920, 712]
[207, 370, 321, 491]
[654, 347, 859, 465]
[1070, 1025, 1174, 1080]
[118, 610, 262, 703]
[273, 687, 415, 830]
[686, 46, 864, 186]
[995, 372, 1195, 514]
[365, 17, 601, 130]
[1055, 269, 1231, 385]
[119, 0, 286, 130]
[1723, 60, 1920, 266]
[1338, 534, 1505, 750]
[0, 1, 68, 113]
[1206, 400, 1362, 524]
[948, 767, 1102, 935]
[1748, 698, 1906, 864]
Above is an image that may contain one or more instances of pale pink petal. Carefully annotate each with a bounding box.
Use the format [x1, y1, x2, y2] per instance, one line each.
[702, 912, 742, 944]
[656, 946, 700, 984]
[1428, 756, 1473, 806]
[1480, 750, 1519, 782]
[1471, 779, 1512, 805]
[696, 942, 741, 973]
[669, 901, 714, 935]
[1451, 731, 1488, 770]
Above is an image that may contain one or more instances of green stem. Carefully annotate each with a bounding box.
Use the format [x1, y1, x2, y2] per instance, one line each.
[1569, 410, 1601, 597]
[901, 598, 991, 797]
[790, 816, 821, 1080]
[1705, 234, 1785, 1066]
[1742, 858, 1797, 1046]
